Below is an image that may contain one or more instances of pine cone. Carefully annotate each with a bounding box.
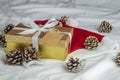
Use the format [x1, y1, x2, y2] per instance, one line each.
[0, 35, 6, 47]
[99, 21, 113, 33]
[38, 24, 43, 27]
[115, 52, 120, 66]
[84, 36, 99, 50]
[4, 24, 14, 33]
[60, 16, 69, 21]
[5, 50, 23, 65]
[23, 46, 39, 63]
[66, 57, 84, 73]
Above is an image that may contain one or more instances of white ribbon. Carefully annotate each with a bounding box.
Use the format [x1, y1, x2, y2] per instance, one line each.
[13, 18, 59, 51]
[13, 18, 72, 52]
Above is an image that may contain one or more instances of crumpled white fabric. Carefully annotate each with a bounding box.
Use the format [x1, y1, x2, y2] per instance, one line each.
[0, 36, 118, 80]
[1, 0, 120, 80]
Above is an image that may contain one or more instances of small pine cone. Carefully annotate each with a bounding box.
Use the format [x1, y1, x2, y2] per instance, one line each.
[4, 24, 15, 33]
[5, 50, 23, 65]
[60, 16, 69, 21]
[66, 57, 84, 73]
[84, 36, 99, 50]
[23, 46, 39, 63]
[0, 35, 6, 47]
[115, 52, 120, 66]
[38, 24, 43, 27]
[99, 21, 113, 33]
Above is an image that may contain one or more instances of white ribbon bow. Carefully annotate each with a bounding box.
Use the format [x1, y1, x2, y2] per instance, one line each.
[13, 18, 59, 51]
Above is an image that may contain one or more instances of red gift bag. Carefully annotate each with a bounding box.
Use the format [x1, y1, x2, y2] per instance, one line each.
[35, 20, 104, 53]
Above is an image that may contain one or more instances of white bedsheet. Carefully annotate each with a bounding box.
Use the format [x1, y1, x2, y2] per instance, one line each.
[0, 0, 120, 80]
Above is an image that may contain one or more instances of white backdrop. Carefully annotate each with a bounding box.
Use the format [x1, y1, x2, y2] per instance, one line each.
[0, 0, 120, 80]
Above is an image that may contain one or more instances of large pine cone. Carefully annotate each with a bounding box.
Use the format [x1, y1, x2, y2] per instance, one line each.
[99, 21, 113, 33]
[23, 46, 39, 63]
[6, 50, 23, 65]
[84, 36, 99, 50]
[66, 57, 84, 73]
[60, 16, 69, 21]
[115, 52, 120, 66]
[0, 35, 6, 47]
[4, 24, 14, 33]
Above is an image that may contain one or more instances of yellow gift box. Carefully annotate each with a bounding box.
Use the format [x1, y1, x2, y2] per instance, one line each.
[5, 23, 73, 61]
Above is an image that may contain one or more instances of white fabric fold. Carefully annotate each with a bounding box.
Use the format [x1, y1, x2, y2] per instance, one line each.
[77, 56, 116, 80]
